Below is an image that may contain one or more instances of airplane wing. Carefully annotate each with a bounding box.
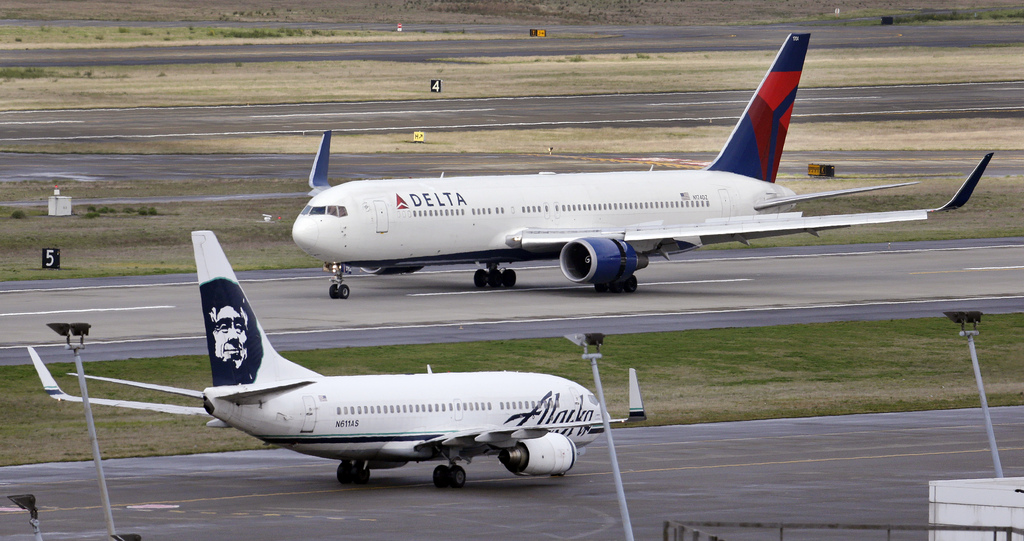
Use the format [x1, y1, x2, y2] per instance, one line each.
[417, 367, 647, 450]
[414, 419, 603, 450]
[73, 373, 204, 399]
[752, 181, 919, 211]
[29, 347, 209, 417]
[513, 153, 992, 253]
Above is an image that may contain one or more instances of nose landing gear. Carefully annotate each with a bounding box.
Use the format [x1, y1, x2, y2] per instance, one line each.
[324, 262, 350, 299]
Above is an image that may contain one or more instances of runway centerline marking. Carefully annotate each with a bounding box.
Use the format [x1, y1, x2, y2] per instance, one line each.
[0, 305, 174, 317]
[251, 108, 495, 119]
[911, 265, 1024, 275]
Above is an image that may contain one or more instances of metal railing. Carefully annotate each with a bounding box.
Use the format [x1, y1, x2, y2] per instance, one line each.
[664, 521, 1024, 541]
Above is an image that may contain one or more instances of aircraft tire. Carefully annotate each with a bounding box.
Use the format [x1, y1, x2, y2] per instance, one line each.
[338, 284, 350, 299]
[329, 284, 339, 299]
[433, 465, 451, 488]
[594, 283, 609, 293]
[623, 275, 638, 293]
[473, 269, 488, 288]
[487, 270, 502, 287]
[337, 461, 353, 484]
[609, 281, 623, 293]
[448, 465, 466, 488]
[354, 466, 370, 484]
[501, 269, 516, 287]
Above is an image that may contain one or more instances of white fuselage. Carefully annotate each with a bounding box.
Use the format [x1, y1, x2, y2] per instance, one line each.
[292, 169, 794, 266]
[204, 371, 602, 463]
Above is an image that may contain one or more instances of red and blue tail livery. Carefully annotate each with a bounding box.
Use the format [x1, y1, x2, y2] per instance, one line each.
[707, 33, 810, 183]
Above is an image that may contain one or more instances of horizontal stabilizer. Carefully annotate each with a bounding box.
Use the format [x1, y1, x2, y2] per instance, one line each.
[29, 348, 208, 417]
[208, 379, 317, 404]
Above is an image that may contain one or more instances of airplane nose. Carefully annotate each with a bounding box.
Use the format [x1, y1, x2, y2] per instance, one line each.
[291, 216, 319, 255]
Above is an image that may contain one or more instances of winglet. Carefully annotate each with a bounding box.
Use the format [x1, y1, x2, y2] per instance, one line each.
[308, 131, 332, 196]
[28, 347, 70, 400]
[628, 368, 646, 422]
[932, 153, 992, 212]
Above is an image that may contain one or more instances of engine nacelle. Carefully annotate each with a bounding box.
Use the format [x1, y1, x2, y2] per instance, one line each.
[498, 433, 579, 476]
[559, 238, 648, 284]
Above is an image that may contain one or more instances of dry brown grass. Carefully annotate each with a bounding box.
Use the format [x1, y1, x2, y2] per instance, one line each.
[4, 46, 1024, 112]
[0, 25, 531, 50]
[2, 0, 1024, 25]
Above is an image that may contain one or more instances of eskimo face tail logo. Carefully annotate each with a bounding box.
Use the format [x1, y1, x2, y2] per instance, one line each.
[200, 278, 263, 386]
[396, 194, 409, 210]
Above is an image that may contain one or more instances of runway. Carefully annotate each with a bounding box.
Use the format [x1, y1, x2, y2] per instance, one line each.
[4, 237, 1023, 365]
[5, 23, 1023, 68]
[2, 406, 1021, 540]
[4, 81, 1023, 144]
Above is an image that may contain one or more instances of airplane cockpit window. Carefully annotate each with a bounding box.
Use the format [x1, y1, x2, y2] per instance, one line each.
[301, 205, 347, 217]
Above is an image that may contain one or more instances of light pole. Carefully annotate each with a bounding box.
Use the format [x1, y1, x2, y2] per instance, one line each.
[943, 311, 1003, 478]
[7, 494, 43, 541]
[45, 323, 118, 538]
[565, 333, 634, 541]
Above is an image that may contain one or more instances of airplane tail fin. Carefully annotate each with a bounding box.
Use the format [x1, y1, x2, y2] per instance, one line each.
[192, 231, 321, 387]
[706, 33, 810, 183]
[307, 131, 332, 196]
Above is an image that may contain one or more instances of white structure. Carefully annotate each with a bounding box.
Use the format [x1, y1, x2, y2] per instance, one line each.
[47, 188, 71, 216]
[930, 477, 1024, 540]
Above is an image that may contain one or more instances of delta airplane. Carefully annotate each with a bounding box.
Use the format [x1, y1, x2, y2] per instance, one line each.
[29, 230, 646, 488]
[291, 33, 991, 299]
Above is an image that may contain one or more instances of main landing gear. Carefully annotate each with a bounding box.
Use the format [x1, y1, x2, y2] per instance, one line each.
[473, 263, 516, 289]
[337, 460, 370, 484]
[432, 463, 467, 488]
[593, 275, 638, 294]
[324, 262, 350, 299]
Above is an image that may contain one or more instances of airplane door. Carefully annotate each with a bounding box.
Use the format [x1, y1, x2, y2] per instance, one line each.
[453, 399, 464, 421]
[373, 200, 389, 233]
[718, 188, 733, 218]
[300, 395, 317, 433]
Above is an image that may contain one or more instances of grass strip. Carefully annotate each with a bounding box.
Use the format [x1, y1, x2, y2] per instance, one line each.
[4, 315, 1023, 466]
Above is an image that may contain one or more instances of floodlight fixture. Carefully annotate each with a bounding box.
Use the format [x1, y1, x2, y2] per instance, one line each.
[46, 322, 91, 349]
[7, 494, 38, 520]
[944, 311, 982, 333]
[564, 333, 604, 355]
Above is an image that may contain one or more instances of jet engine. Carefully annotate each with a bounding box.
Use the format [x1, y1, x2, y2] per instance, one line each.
[498, 433, 578, 476]
[559, 238, 648, 285]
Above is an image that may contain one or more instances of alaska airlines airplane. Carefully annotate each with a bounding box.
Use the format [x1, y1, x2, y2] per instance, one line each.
[291, 33, 991, 299]
[29, 231, 646, 488]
